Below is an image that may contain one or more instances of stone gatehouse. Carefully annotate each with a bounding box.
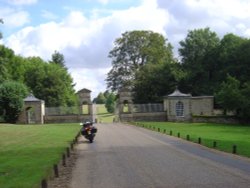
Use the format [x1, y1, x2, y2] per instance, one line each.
[18, 88, 94, 124]
[164, 88, 214, 122]
[118, 87, 214, 122]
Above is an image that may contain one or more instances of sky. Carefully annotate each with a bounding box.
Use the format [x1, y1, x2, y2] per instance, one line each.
[1, 0, 250, 99]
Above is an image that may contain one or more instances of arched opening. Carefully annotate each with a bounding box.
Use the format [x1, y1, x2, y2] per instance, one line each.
[176, 101, 184, 117]
[123, 100, 129, 113]
[81, 101, 89, 115]
[26, 107, 35, 124]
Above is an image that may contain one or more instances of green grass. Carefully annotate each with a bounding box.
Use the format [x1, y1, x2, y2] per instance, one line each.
[95, 104, 115, 123]
[135, 122, 250, 158]
[0, 123, 81, 188]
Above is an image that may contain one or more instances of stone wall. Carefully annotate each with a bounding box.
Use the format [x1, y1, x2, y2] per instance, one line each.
[191, 97, 214, 116]
[192, 116, 239, 124]
[44, 114, 93, 124]
[119, 112, 166, 122]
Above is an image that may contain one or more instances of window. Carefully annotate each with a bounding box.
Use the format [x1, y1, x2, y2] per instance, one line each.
[176, 101, 184, 117]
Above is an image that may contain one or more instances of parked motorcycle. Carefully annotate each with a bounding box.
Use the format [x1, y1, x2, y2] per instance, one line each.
[80, 121, 97, 143]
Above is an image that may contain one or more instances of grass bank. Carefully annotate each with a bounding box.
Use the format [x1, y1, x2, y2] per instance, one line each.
[134, 122, 250, 158]
[95, 104, 114, 123]
[0, 123, 80, 188]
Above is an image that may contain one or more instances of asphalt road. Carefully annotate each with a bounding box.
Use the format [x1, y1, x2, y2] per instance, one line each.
[70, 123, 250, 188]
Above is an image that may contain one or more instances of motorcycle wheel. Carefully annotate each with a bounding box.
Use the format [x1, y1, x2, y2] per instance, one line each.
[89, 135, 94, 143]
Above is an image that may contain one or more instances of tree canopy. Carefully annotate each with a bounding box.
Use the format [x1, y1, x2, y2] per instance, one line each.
[106, 30, 174, 91]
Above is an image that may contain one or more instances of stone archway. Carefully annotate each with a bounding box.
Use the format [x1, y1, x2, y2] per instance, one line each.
[18, 94, 45, 124]
[76, 88, 93, 121]
[117, 87, 134, 121]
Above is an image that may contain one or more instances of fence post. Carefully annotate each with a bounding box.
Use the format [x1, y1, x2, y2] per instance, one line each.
[62, 154, 66, 166]
[232, 145, 237, 154]
[53, 164, 59, 178]
[170, 130, 172, 135]
[177, 132, 180, 138]
[41, 179, 47, 188]
[66, 147, 70, 158]
[198, 137, 201, 144]
[186, 135, 190, 141]
[213, 141, 217, 148]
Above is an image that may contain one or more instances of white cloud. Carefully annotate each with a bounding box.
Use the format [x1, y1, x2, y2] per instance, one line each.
[4, 0, 250, 98]
[69, 67, 110, 98]
[41, 10, 58, 20]
[0, 7, 30, 27]
[7, 0, 37, 5]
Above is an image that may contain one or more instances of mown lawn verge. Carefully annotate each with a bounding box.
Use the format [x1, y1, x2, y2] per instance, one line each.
[0, 123, 80, 188]
[133, 122, 250, 158]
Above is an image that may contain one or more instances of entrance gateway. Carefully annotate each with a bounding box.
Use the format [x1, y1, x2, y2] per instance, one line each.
[117, 87, 214, 122]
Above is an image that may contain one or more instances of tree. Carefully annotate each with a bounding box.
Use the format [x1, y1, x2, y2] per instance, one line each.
[217, 34, 247, 82]
[215, 75, 243, 115]
[0, 45, 14, 83]
[105, 92, 116, 113]
[93, 92, 106, 104]
[0, 81, 28, 123]
[239, 82, 250, 120]
[0, 18, 3, 39]
[50, 51, 66, 69]
[106, 30, 173, 91]
[179, 27, 220, 95]
[24, 57, 77, 107]
[133, 62, 178, 103]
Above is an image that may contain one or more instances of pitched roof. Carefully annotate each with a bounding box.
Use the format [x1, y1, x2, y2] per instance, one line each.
[77, 88, 92, 93]
[168, 88, 191, 97]
[24, 94, 42, 102]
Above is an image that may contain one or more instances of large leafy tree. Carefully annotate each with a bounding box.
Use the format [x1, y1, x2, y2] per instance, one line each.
[216, 34, 247, 82]
[0, 81, 28, 123]
[104, 91, 116, 113]
[0, 45, 14, 83]
[133, 62, 178, 103]
[106, 30, 173, 91]
[24, 57, 77, 107]
[179, 27, 220, 95]
[215, 75, 243, 115]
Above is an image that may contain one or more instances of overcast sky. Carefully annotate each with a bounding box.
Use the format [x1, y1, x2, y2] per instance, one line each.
[1, 0, 250, 98]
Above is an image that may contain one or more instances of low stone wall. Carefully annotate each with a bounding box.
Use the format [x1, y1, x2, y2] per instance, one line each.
[192, 116, 239, 124]
[119, 112, 166, 122]
[44, 115, 93, 123]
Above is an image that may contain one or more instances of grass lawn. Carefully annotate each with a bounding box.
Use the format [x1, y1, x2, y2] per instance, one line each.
[135, 122, 250, 158]
[0, 123, 81, 188]
[95, 104, 115, 123]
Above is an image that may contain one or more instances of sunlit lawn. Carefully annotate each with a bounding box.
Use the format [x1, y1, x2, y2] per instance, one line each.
[0, 123, 80, 188]
[95, 104, 114, 123]
[136, 122, 250, 158]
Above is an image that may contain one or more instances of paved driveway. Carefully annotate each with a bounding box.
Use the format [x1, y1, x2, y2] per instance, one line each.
[70, 123, 250, 188]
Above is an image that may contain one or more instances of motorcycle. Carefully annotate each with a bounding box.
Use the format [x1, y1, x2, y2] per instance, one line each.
[80, 121, 97, 143]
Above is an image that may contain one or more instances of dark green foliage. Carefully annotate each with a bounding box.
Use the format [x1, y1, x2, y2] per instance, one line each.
[179, 28, 220, 95]
[24, 57, 77, 107]
[0, 45, 15, 83]
[105, 92, 116, 113]
[50, 50, 67, 69]
[0, 18, 3, 39]
[93, 92, 106, 104]
[106, 30, 173, 91]
[216, 75, 243, 114]
[133, 62, 177, 103]
[0, 81, 28, 123]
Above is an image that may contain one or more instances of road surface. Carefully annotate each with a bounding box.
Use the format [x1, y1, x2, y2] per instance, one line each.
[70, 123, 250, 188]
